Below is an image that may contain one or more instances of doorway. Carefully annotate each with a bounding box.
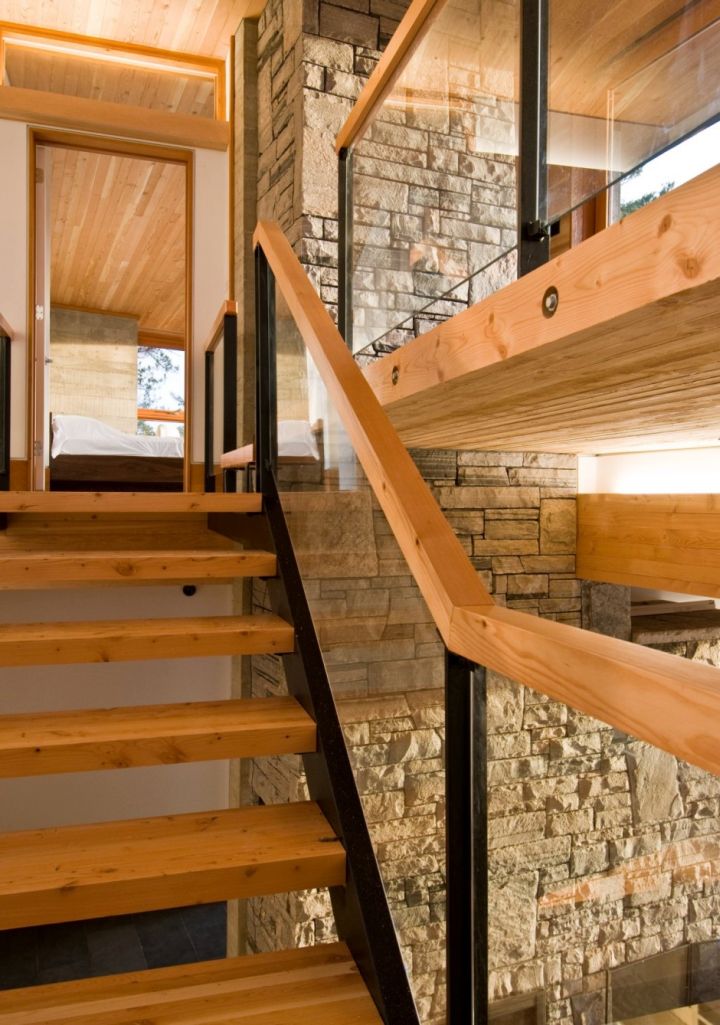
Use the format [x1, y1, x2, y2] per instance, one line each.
[29, 132, 193, 491]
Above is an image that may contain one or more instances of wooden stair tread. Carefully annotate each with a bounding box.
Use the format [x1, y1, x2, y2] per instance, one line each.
[0, 802, 345, 929]
[0, 942, 383, 1024]
[0, 613, 295, 666]
[0, 492, 263, 514]
[0, 697, 316, 777]
[0, 549, 276, 587]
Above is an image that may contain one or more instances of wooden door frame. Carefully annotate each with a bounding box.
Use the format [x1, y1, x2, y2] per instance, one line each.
[28, 128, 194, 491]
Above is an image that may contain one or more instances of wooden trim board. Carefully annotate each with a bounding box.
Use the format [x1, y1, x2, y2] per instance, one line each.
[363, 163, 720, 454]
[204, 299, 238, 353]
[578, 493, 720, 598]
[0, 86, 229, 150]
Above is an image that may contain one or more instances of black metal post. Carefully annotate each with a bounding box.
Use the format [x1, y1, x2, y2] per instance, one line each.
[518, 0, 550, 276]
[0, 335, 11, 492]
[204, 349, 215, 492]
[254, 245, 277, 495]
[338, 147, 354, 350]
[446, 651, 488, 1025]
[222, 312, 238, 493]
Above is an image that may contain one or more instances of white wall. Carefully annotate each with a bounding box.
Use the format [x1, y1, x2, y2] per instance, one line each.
[192, 148, 229, 463]
[0, 583, 232, 831]
[579, 447, 720, 494]
[0, 118, 230, 466]
[0, 120, 29, 460]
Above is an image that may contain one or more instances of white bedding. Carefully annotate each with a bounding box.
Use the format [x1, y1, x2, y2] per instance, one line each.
[278, 419, 320, 459]
[52, 414, 184, 460]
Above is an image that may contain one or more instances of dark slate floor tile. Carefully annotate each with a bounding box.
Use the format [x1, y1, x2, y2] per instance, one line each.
[133, 907, 198, 969]
[0, 926, 38, 990]
[181, 902, 227, 961]
[85, 917, 147, 977]
[36, 921, 90, 984]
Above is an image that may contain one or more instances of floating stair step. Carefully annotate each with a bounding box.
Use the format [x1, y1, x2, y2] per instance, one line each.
[0, 491, 263, 514]
[0, 942, 383, 1025]
[0, 802, 344, 929]
[0, 613, 294, 667]
[0, 549, 277, 588]
[0, 697, 316, 777]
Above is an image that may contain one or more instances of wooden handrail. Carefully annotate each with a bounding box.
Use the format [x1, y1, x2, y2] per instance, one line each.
[137, 407, 184, 423]
[335, 0, 447, 153]
[0, 313, 14, 340]
[254, 218, 720, 778]
[204, 300, 238, 354]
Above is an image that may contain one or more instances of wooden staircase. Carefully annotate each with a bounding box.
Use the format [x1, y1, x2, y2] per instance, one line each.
[0, 491, 389, 1025]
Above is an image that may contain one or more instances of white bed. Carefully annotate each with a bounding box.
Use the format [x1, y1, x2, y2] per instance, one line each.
[51, 414, 184, 459]
[50, 414, 184, 490]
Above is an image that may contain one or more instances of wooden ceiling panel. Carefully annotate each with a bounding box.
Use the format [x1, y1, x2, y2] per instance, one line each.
[49, 147, 186, 334]
[0, 0, 261, 58]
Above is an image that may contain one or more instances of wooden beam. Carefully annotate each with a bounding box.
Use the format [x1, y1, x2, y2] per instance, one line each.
[578, 493, 720, 598]
[137, 329, 185, 350]
[335, 0, 447, 153]
[450, 604, 720, 779]
[254, 220, 493, 642]
[0, 802, 344, 929]
[0, 549, 277, 588]
[0, 86, 229, 151]
[364, 164, 720, 454]
[0, 613, 294, 667]
[0, 943, 382, 1025]
[0, 491, 262, 513]
[0, 696, 315, 777]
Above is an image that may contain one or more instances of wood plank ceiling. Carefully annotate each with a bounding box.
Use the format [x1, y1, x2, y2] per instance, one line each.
[49, 147, 186, 335]
[5, 48, 216, 118]
[0, 0, 260, 58]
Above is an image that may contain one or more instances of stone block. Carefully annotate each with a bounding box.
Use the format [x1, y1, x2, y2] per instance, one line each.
[489, 871, 539, 966]
[627, 741, 683, 824]
[507, 573, 548, 596]
[540, 499, 577, 554]
[485, 519, 538, 540]
[436, 485, 540, 509]
[319, 2, 379, 47]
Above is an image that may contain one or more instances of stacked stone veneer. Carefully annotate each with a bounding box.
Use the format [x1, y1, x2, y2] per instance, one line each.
[351, 80, 517, 352]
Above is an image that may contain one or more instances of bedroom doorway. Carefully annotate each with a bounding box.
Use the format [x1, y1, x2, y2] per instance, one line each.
[30, 132, 192, 491]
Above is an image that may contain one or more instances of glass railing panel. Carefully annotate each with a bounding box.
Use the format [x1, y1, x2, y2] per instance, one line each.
[547, 0, 720, 226]
[354, 247, 517, 366]
[349, 0, 520, 353]
[247, 284, 446, 1016]
[3, 43, 216, 118]
[488, 670, 720, 1024]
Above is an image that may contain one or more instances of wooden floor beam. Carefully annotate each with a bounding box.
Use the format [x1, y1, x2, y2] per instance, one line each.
[364, 164, 720, 454]
[578, 493, 720, 597]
